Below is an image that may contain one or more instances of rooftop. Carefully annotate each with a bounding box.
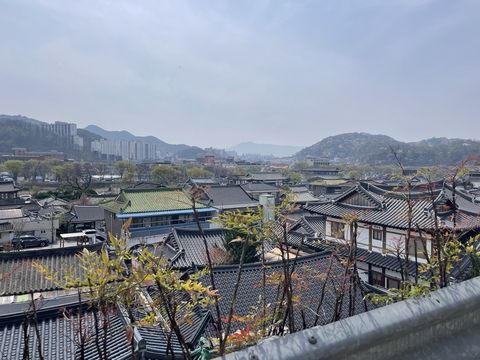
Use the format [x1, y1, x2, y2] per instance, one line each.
[0, 244, 102, 297]
[241, 182, 281, 193]
[164, 228, 228, 269]
[245, 173, 287, 181]
[0, 181, 20, 193]
[0, 208, 23, 220]
[201, 252, 373, 333]
[101, 188, 208, 215]
[305, 182, 480, 231]
[70, 205, 105, 223]
[201, 185, 258, 210]
[0, 295, 132, 360]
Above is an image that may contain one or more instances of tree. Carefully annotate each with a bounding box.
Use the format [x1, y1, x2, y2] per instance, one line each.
[56, 162, 96, 198]
[136, 163, 151, 182]
[223, 226, 260, 264]
[35, 232, 216, 360]
[187, 166, 214, 179]
[287, 171, 302, 184]
[21, 159, 49, 181]
[4, 160, 23, 181]
[115, 160, 135, 180]
[291, 161, 309, 171]
[151, 165, 186, 186]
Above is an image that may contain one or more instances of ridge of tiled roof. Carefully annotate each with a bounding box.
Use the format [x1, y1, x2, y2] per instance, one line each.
[360, 181, 442, 200]
[333, 184, 384, 209]
[289, 215, 324, 238]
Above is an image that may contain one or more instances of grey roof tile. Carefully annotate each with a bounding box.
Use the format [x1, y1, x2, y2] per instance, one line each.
[0, 245, 102, 296]
[201, 252, 373, 332]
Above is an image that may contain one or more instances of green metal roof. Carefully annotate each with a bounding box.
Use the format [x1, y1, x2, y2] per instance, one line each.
[101, 188, 206, 214]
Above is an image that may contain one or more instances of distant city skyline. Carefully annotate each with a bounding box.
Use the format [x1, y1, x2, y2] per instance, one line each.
[1, 0, 479, 148]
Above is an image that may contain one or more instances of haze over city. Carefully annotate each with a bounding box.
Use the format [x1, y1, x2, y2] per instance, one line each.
[1, 0, 479, 148]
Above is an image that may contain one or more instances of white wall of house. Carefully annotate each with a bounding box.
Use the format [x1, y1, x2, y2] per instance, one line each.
[0, 217, 59, 243]
[325, 218, 431, 263]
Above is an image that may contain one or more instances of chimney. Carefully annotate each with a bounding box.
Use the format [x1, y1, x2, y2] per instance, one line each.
[259, 194, 275, 222]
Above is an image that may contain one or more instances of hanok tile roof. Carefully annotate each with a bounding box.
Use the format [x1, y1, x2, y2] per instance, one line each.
[0, 245, 102, 296]
[286, 232, 324, 253]
[246, 173, 286, 181]
[101, 188, 207, 215]
[201, 185, 258, 210]
[305, 183, 480, 231]
[0, 181, 19, 193]
[355, 247, 418, 276]
[37, 197, 70, 208]
[138, 290, 212, 357]
[240, 182, 280, 193]
[441, 185, 480, 216]
[70, 205, 105, 223]
[0, 296, 132, 360]
[0, 209, 23, 220]
[164, 228, 228, 269]
[289, 186, 320, 203]
[190, 178, 219, 185]
[201, 252, 372, 332]
[289, 215, 325, 238]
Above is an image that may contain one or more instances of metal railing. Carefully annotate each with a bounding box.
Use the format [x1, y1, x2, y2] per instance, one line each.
[220, 276, 480, 360]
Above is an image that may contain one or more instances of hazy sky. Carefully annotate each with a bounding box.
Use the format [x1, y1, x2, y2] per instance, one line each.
[0, 0, 479, 148]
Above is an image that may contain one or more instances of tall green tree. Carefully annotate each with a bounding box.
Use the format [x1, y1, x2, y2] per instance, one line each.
[151, 165, 185, 185]
[4, 160, 23, 181]
[187, 166, 214, 179]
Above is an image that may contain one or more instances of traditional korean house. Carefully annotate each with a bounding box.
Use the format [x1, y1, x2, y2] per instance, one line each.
[198, 185, 258, 212]
[101, 188, 217, 238]
[64, 205, 106, 232]
[304, 182, 480, 289]
[240, 182, 281, 201]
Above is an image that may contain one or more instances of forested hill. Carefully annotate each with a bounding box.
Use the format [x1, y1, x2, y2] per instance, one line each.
[0, 115, 99, 158]
[296, 132, 480, 166]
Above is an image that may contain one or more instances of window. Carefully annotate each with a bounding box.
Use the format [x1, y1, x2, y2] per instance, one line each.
[386, 277, 401, 289]
[369, 270, 384, 287]
[372, 228, 383, 241]
[151, 216, 169, 227]
[330, 221, 345, 239]
[130, 218, 144, 228]
[407, 237, 428, 259]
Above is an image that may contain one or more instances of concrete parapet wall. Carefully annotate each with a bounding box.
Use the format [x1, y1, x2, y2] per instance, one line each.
[220, 276, 480, 360]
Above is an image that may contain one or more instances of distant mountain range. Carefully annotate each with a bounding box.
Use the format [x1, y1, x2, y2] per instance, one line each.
[3, 114, 480, 165]
[229, 142, 303, 158]
[296, 132, 480, 166]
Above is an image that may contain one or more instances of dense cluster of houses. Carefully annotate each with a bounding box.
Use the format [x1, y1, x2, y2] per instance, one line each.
[1, 163, 480, 359]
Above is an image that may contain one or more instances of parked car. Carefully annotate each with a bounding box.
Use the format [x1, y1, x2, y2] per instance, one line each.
[12, 235, 49, 249]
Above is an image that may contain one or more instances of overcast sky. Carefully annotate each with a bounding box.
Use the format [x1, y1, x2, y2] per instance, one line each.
[0, 0, 479, 148]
